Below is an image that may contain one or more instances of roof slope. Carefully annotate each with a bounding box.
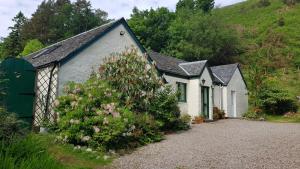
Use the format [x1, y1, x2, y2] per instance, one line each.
[210, 63, 239, 85]
[25, 19, 123, 68]
[148, 51, 208, 78]
[148, 51, 187, 76]
[179, 61, 207, 76]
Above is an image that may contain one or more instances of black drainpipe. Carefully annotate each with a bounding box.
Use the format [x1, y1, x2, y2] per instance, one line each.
[44, 63, 57, 121]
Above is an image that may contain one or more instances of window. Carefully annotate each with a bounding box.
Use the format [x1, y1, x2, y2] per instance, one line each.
[177, 82, 187, 102]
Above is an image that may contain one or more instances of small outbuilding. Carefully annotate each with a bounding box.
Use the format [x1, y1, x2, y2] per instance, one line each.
[210, 64, 248, 118]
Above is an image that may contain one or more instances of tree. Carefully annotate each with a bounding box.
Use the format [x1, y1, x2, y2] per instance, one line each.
[128, 7, 175, 52]
[2, 12, 27, 57]
[20, 39, 44, 57]
[22, 0, 55, 44]
[167, 12, 241, 65]
[176, 0, 214, 13]
[71, 0, 108, 35]
[195, 0, 214, 12]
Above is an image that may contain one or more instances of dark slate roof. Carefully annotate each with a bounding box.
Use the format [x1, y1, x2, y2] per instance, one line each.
[25, 19, 123, 68]
[148, 51, 208, 78]
[148, 51, 188, 76]
[179, 61, 207, 76]
[210, 63, 239, 85]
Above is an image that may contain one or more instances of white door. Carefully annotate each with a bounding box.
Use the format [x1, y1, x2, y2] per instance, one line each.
[231, 91, 236, 117]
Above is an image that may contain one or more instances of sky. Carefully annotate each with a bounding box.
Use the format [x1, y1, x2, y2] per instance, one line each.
[0, 0, 244, 38]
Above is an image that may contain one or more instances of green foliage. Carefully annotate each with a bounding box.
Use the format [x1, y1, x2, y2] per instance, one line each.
[257, 0, 271, 7]
[55, 77, 162, 151]
[176, 0, 215, 13]
[148, 86, 181, 130]
[243, 108, 266, 120]
[99, 49, 163, 112]
[282, 0, 299, 6]
[0, 109, 28, 141]
[0, 0, 110, 58]
[258, 78, 298, 114]
[20, 39, 44, 57]
[99, 49, 188, 131]
[1, 12, 27, 58]
[128, 7, 175, 52]
[0, 135, 65, 169]
[167, 11, 241, 65]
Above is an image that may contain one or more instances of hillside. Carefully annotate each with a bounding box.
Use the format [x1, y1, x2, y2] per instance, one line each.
[214, 0, 300, 107]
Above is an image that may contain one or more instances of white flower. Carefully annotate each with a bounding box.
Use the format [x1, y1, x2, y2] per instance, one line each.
[86, 148, 92, 152]
[54, 100, 60, 107]
[103, 155, 110, 160]
[103, 117, 109, 125]
[93, 126, 100, 133]
[81, 136, 91, 142]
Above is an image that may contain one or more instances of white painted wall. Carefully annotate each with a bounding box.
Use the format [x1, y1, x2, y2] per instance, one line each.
[163, 74, 191, 115]
[226, 69, 248, 117]
[163, 67, 214, 120]
[58, 24, 143, 95]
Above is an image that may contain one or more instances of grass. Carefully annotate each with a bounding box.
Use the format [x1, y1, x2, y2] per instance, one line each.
[0, 134, 113, 169]
[266, 113, 300, 123]
[215, 0, 300, 114]
[36, 134, 112, 169]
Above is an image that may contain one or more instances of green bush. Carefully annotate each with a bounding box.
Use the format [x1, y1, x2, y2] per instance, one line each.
[99, 49, 188, 131]
[148, 86, 181, 130]
[257, 0, 271, 7]
[99, 48, 163, 112]
[258, 78, 298, 115]
[0, 109, 28, 141]
[243, 108, 265, 120]
[0, 135, 64, 169]
[55, 77, 162, 151]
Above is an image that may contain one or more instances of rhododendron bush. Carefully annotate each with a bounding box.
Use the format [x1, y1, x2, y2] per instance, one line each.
[55, 49, 189, 151]
[99, 49, 163, 112]
[55, 77, 162, 151]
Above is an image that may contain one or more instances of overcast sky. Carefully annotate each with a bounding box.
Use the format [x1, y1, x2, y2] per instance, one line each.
[0, 0, 244, 38]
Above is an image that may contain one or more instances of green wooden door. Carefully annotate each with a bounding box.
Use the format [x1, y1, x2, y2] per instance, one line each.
[201, 86, 209, 119]
[0, 58, 36, 127]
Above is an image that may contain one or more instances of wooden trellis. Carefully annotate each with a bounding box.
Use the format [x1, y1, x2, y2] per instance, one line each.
[33, 64, 58, 127]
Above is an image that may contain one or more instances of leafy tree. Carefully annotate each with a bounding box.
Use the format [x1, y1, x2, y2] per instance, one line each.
[1, 12, 27, 57]
[22, 0, 55, 44]
[176, 0, 214, 13]
[20, 39, 44, 56]
[258, 78, 298, 114]
[71, 0, 108, 35]
[128, 7, 175, 52]
[167, 12, 241, 65]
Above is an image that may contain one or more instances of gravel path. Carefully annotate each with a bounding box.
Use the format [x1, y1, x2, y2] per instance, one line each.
[109, 119, 300, 169]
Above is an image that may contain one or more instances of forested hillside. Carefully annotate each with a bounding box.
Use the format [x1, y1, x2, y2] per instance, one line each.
[214, 0, 300, 109]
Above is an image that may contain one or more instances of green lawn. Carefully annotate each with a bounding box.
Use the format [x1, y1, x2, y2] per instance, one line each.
[266, 113, 300, 123]
[38, 134, 113, 169]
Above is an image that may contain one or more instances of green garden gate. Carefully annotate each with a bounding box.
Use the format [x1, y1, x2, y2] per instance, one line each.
[0, 58, 36, 127]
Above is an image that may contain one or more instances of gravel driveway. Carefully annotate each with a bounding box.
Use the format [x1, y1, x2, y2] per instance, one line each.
[108, 119, 300, 169]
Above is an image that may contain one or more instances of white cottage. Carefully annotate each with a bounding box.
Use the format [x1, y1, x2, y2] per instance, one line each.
[148, 52, 248, 120]
[149, 52, 214, 120]
[25, 18, 146, 126]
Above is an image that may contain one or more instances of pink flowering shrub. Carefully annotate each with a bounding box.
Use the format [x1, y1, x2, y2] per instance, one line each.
[99, 48, 163, 112]
[55, 77, 162, 151]
[99, 49, 189, 131]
